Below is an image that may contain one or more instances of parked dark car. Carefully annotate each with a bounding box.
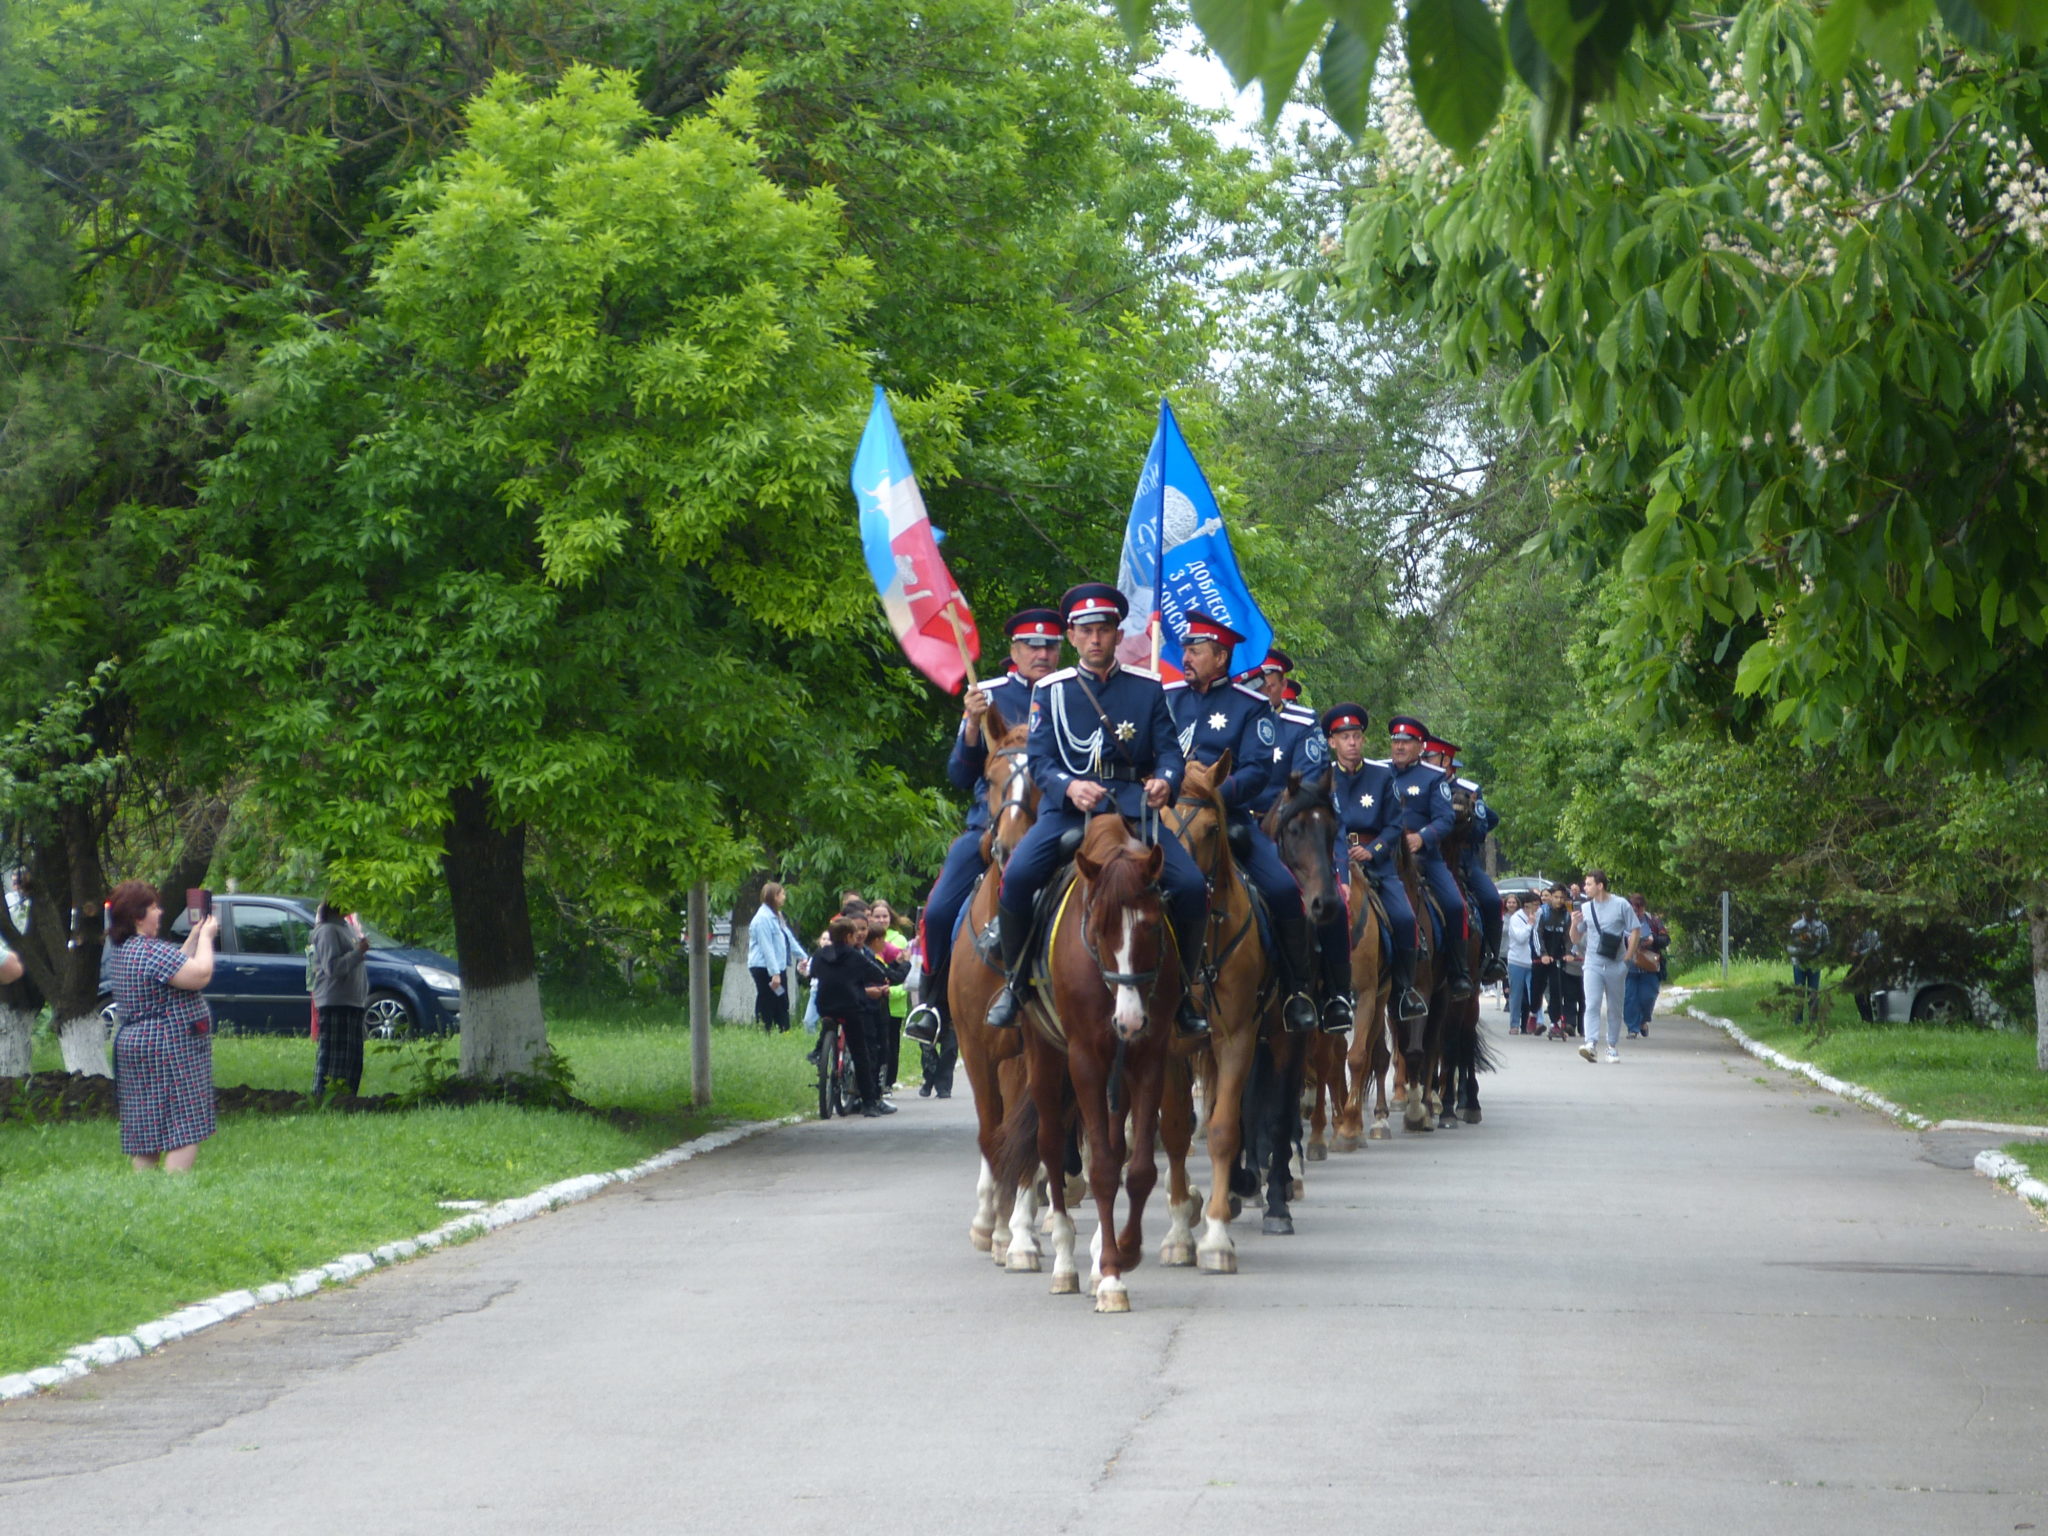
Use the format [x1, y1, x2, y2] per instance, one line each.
[99, 894, 461, 1036]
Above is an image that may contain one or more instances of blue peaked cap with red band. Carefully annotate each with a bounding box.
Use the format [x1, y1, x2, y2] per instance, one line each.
[1060, 583, 1128, 625]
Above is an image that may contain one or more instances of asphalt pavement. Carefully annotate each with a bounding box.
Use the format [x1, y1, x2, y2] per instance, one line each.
[4, 995, 2046, 1534]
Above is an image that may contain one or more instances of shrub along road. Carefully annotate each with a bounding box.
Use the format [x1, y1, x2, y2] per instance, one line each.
[3, 997, 2046, 1533]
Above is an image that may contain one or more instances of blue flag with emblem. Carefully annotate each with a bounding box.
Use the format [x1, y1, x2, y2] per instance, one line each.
[1114, 397, 1271, 678]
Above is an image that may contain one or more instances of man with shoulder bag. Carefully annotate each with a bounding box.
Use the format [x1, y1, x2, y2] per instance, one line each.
[1571, 869, 1645, 1064]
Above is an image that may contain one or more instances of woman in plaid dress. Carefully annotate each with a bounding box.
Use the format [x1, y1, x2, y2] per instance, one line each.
[106, 881, 220, 1172]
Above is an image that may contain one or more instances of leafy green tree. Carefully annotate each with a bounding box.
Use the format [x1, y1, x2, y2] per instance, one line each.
[174, 69, 926, 1077]
[1145, 0, 2039, 156]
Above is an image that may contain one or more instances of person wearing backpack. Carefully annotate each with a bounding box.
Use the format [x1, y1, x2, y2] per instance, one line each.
[1571, 869, 1645, 1064]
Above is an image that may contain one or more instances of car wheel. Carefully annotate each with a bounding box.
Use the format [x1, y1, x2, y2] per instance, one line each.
[1909, 983, 1971, 1024]
[99, 994, 118, 1028]
[365, 990, 416, 1038]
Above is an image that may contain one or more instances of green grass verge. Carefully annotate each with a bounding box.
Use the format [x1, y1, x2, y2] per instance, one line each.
[1, 994, 825, 1377]
[1670, 961, 2048, 1129]
[2003, 1143, 2048, 1186]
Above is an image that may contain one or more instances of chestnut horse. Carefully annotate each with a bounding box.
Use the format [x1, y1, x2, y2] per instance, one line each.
[1311, 843, 1393, 1151]
[948, 714, 1042, 1265]
[994, 813, 1179, 1312]
[1154, 755, 1276, 1274]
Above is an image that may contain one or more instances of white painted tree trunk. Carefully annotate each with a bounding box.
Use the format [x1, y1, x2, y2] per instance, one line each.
[56, 1011, 110, 1077]
[716, 951, 754, 1023]
[2031, 897, 2048, 1073]
[458, 977, 547, 1081]
[0, 1003, 35, 1077]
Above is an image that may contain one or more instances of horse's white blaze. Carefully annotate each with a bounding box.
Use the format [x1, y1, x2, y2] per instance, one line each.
[1112, 909, 1144, 1038]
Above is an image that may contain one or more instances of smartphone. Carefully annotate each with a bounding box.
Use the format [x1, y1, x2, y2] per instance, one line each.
[186, 887, 213, 928]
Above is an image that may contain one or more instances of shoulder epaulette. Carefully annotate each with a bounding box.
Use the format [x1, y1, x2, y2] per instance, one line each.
[1366, 757, 1391, 768]
[1037, 667, 1076, 687]
[975, 677, 1008, 695]
[1457, 776, 1480, 791]
[1231, 682, 1268, 703]
[1280, 705, 1317, 725]
[1162, 677, 1189, 692]
[1123, 665, 1162, 682]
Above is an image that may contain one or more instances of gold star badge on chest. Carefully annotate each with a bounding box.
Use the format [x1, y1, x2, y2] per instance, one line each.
[1115, 720, 1136, 741]
[1207, 711, 1228, 731]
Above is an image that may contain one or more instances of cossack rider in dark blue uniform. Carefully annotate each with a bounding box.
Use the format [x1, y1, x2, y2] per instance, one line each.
[1322, 705, 1428, 1021]
[906, 607, 1063, 1043]
[1164, 620, 1347, 1033]
[1423, 735, 1507, 986]
[1383, 714, 1475, 1000]
[1247, 649, 1322, 819]
[986, 584, 1210, 1036]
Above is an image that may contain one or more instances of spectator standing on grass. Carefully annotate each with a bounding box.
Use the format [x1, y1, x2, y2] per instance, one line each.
[1624, 893, 1669, 1039]
[105, 881, 219, 1172]
[1505, 895, 1541, 1034]
[1572, 869, 1645, 1064]
[311, 902, 371, 1097]
[746, 882, 806, 1033]
[1787, 902, 1830, 1024]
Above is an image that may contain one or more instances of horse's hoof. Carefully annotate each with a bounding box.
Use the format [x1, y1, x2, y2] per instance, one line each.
[1063, 1175, 1087, 1206]
[1437, 1113, 1458, 1130]
[1160, 1242, 1195, 1267]
[991, 1239, 1010, 1265]
[1368, 1124, 1390, 1141]
[1289, 1178, 1305, 1201]
[1050, 1271, 1081, 1295]
[1227, 1194, 1243, 1220]
[1334, 1135, 1361, 1154]
[1461, 1106, 1483, 1124]
[1305, 1142, 1328, 1163]
[970, 1226, 994, 1252]
[1262, 1214, 1294, 1236]
[1095, 1286, 1131, 1315]
[1197, 1248, 1238, 1275]
[1006, 1243, 1042, 1273]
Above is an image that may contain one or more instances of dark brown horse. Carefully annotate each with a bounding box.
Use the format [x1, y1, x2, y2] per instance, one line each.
[948, 714, 1041, 1264]
[1432, 785, 1495, 1128]
[995, 813, 1179, 1312]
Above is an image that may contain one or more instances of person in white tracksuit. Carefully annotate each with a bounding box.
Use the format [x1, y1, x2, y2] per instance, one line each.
[1571, 869, 1646, 1063]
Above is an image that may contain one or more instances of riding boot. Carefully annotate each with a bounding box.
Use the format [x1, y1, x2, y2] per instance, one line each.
[1317, 928, 1354, 1035]
[984, 909, 1032, 1030]
[1168, 913, 1210, 1037]
[1442, 926, 1475, 1001]
[1480, 945, 1507, 986]
[1390, 947, 1427, 1021]
[1276, 906, 1318, 1033]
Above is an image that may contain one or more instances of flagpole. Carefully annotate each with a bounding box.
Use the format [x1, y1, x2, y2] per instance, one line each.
[947, 603, 978, 690]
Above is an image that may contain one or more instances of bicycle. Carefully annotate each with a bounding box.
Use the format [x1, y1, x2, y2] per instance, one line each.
[814, 1015, 860, 1120]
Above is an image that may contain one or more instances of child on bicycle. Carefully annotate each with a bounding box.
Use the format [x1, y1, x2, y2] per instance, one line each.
[809, 913, 892, 1117]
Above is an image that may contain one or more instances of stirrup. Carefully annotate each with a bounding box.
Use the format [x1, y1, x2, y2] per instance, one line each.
[1480, 951, 1507, 985]
[1282, 991, 1317, 1033]
[1319, 995, 1354, 1035]
[1398, 987, 1428, 1021]
[986, 982, 1026, 1030]
[903, 1003, 941, 1046]
[1176, 993, 1210, 1038]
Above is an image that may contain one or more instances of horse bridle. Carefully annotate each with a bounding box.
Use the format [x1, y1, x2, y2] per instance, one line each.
[1160, 787, 1255, 990]
[987, 745, 1033, 867]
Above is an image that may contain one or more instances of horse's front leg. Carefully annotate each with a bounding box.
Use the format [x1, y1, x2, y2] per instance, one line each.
[1157, 1050, 1199, 1266]
[1067, 1047, 1127, 1313]
[1007, 1034, 1059, 1275]
[1117, 1043, 1167, 1274]
[1198, 1025, 1255, 1275]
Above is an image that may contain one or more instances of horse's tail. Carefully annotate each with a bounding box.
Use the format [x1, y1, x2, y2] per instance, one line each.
[993, 1091, 1040, 1194]
[1446, 1005, 1499, 1077]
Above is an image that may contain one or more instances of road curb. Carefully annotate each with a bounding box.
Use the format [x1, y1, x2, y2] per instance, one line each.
[1685, 1003, 2048, 1217]
[0, 1114, 799, 1404]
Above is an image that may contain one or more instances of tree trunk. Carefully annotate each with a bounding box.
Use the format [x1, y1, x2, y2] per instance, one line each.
[716, 866, 775, 1023]
[158, 792, 233, 906]
[442, 778, 545, 1081]
[2032, 887, 2048, 1073]
[3, 804, 116, 1077]
[0, 1000, 34, 1076]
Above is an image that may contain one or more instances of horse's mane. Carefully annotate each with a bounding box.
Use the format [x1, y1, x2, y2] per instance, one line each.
[1081, 817, 1155, 906]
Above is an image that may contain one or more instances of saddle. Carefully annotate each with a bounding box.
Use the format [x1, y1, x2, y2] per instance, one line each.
[969, 824, 1087, 969]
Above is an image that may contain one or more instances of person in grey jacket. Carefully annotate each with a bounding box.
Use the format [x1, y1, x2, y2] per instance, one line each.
[311, 901, 371, 1097]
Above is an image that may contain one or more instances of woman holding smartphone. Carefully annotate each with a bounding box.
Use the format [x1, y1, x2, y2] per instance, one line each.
[311, 901, 372, 1097]
[106, 881, 219, 1172]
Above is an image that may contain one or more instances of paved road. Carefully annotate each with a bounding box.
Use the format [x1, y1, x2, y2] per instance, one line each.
[5, 998, 2046, 1534]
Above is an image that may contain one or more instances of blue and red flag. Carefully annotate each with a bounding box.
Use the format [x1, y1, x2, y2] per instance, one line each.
[1115, 398, 1271, 678]
[852, 386, 978, 694]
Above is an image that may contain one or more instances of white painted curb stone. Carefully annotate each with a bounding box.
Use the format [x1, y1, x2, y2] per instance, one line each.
[0, 1114, 799, 1404]
[1686, 1002, 2048, 1219]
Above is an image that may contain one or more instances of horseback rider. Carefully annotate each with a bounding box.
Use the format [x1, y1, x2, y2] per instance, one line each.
[1384, 715, 1476, 1001]
[985, 584, 1210, 1037]
[1162, 622, 1345, 1034]
[1423, 735, 1508, 986]
[1247, 649, 1320, 818]
[905, 606, 1063, 1043]
[1323, 704, 1428, 1021]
